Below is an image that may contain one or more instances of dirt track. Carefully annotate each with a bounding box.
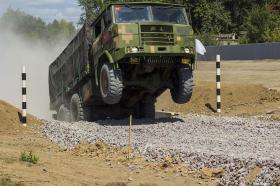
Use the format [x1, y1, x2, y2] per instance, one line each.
[194, 60, 280, 91]
[0, 101, 215, 186]
[157, 82, 280, 119]
[158, 60, 280, 120]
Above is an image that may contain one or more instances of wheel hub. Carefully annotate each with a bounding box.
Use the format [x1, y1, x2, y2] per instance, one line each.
[101, 68, 109, 97]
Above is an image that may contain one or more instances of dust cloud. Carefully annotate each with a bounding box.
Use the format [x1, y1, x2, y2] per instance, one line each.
[0, 28, 69, 119]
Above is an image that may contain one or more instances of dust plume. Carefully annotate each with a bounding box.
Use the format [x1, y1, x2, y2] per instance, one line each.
[0, 27, 69, 119]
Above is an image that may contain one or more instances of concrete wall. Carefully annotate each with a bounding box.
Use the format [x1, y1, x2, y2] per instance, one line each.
[198, 42, 280, 61]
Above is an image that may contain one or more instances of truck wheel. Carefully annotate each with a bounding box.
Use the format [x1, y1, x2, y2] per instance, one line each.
[133, 97, 156, 119]
[99, 63, 123, 104]
[171, 67, 193, 104]
[70, 94, 85, 122]
[57, 104, 70, 122]
[140, 97, 156, 119]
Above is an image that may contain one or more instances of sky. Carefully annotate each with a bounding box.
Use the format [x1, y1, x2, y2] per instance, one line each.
[0, 0, 83, 24]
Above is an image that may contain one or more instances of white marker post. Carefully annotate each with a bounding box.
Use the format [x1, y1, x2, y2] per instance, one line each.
[22, 65, 27, 126]
[216, 55, 221, 113]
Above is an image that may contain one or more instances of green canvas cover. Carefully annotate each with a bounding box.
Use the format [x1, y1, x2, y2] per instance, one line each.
[49, 25, 91, 110]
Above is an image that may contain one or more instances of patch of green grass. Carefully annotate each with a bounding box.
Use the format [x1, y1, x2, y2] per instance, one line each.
[20, 151, 39, 164]
[0, 177, 25, 186]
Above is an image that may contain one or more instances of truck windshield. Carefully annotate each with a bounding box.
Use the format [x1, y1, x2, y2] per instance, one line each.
[151, 6, 188, 24]
[114, 5, 188, 24]
[115, 5, 149, 23]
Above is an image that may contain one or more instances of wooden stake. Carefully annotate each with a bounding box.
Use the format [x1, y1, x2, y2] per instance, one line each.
[128, 114, 132, 160]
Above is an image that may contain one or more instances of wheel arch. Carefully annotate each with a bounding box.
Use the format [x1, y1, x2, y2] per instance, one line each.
[95, 50, 116, 86]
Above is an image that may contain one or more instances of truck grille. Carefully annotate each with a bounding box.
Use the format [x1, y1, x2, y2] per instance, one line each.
[145, 57, 182, 65]
[141, 25, 174, 46]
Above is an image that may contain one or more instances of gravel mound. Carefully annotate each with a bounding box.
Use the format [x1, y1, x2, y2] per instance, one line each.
[42, 114, 280, 185]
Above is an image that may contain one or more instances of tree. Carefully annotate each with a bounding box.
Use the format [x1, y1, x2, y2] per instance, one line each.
[78, 0, 105, 24]
[0, 8, 47, 40]
[263, 3, 280, 42]
[192, 0, 231, 34]
[47, 19, 76, 43]
[0, 8, 77, 45]
[244, 4, 280, 43]
[223, 0, 267, 33]
[264, 26, 280, 42]
[189, 0, 231, 45]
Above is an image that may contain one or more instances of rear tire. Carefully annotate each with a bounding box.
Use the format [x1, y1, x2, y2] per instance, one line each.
[99, 63, 123, 105]
[57, 104, 70, 122]
[134, 97, 155, 119]
[171, 67, 193, 104]
[141, 97, 156, 119]
[70, 94, 84, 122]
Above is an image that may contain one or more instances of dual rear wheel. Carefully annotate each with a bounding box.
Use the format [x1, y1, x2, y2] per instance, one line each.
[57, 62, 124, 122]
[57, 94, 84, 122]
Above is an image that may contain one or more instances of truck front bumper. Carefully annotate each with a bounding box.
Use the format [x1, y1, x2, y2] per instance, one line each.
[113, 45, 195, 62]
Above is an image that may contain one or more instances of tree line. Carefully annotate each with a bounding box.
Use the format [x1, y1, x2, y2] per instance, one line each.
[1, 1, 279, 46]
[0, 8, 77, 45]
[78, 0, 280, 45]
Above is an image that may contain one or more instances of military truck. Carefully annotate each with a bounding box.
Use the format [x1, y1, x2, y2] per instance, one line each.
[49, 2, 195, 121]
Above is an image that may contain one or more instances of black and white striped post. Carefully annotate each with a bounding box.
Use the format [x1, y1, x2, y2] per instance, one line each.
[22, 65, 27, 126]
[216, 55, 221, 113]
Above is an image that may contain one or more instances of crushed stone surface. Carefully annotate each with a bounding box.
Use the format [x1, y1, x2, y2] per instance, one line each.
[42, 114, 280, 185]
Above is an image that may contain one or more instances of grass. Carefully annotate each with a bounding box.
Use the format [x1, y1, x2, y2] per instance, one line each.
[0, 177, 24, 186]
[20, 151, 39, 164]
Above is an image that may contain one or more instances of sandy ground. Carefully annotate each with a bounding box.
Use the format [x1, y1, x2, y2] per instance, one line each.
[157, 82, 280, 120]
[157, 60, 280, 120]
[0, 101, 216, 186]
[194, 60, 280, 91]
[1, 60, 280, 185]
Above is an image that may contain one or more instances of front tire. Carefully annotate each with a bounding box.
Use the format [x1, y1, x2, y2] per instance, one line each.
[99, 63, 123, 104]
[70, 94, 84, 122]
[170, 67, 193, 104]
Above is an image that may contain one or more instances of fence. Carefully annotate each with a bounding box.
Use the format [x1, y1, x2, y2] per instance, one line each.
[198, 42, 280, 61]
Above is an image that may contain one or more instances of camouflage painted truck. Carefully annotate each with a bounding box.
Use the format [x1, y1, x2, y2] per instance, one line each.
[49, 2, 196, 121]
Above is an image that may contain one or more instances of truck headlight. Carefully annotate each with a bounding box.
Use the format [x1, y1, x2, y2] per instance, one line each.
[184, 48, 190, 53]
[127, 47, 138, 53]
[131, 47, 138, 53]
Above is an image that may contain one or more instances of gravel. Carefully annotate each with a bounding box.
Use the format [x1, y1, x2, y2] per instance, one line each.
[42, 114, 280, 185]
